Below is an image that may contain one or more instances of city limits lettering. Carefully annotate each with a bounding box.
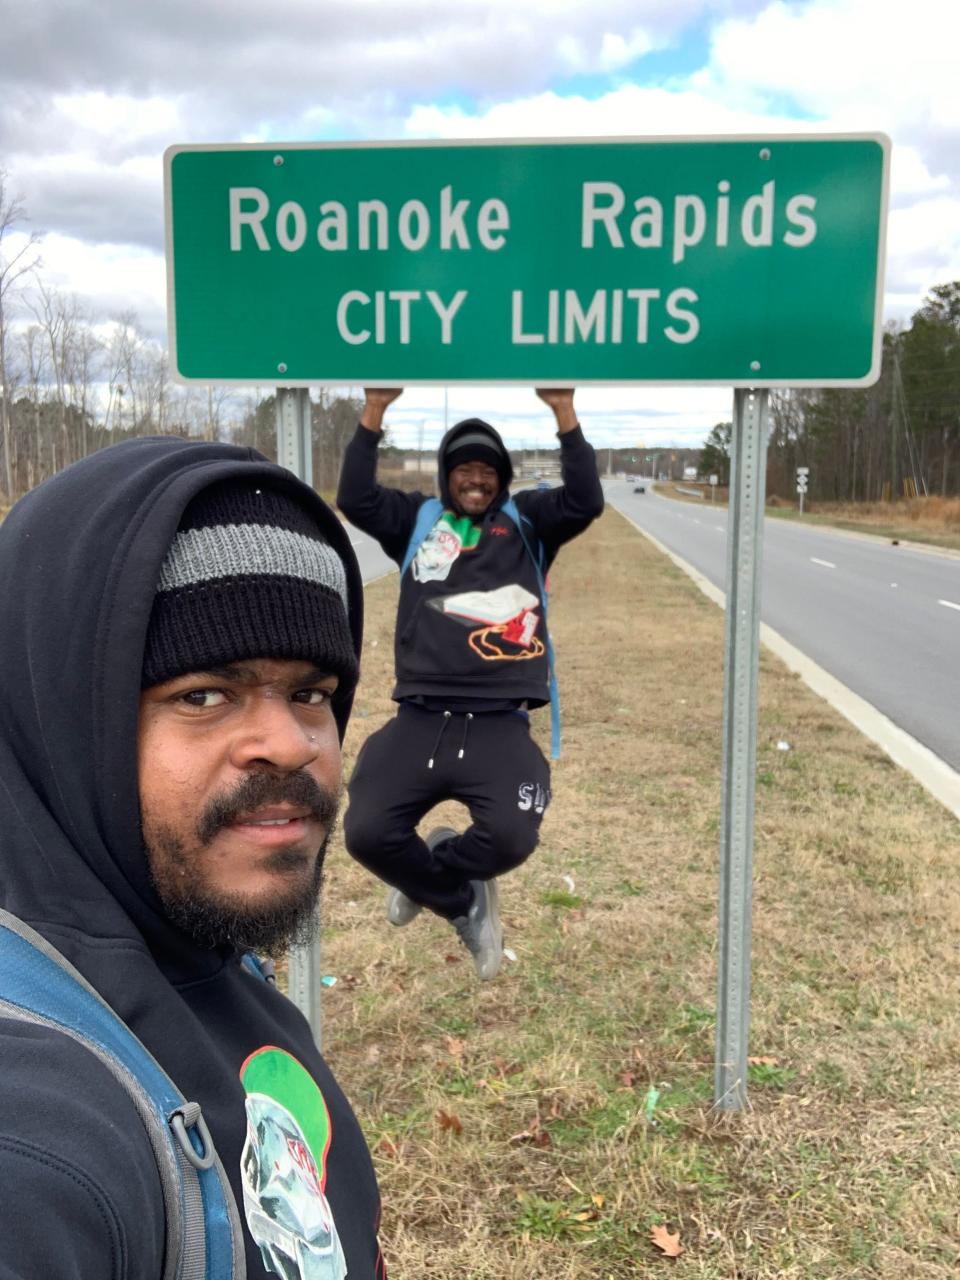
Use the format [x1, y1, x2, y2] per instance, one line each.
[227, 178, 817, 350]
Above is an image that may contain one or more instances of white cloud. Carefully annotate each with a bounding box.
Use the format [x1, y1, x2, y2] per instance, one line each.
[404, 82, 812, 140]
[705, 0, 959, 133]
[30, 233, 167, 335]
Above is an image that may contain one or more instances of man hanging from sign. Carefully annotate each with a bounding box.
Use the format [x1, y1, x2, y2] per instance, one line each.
[337, 387, 603, 980]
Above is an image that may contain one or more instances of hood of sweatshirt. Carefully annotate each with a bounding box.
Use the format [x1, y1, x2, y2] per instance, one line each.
[0, 435, 363, 982]
[437, 417, 513, 513]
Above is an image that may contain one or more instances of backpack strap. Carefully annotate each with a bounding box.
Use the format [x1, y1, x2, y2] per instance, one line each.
[0, 909, 245, 1280]
[502, 498, 561, 760]
[400, 497, 443, 578]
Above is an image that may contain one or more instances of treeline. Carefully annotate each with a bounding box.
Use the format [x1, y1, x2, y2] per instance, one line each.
[0, 170, 366, 504]
[0, 292, 363, 501]
[702, 282, 960, 501]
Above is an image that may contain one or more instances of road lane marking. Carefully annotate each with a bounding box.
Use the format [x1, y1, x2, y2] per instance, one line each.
[940, 599, 960, 612]
[617, 505, 960, 822]
[811, 557, 836, 569]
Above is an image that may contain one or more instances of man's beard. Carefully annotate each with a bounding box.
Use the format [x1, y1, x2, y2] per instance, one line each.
[145, 769, 339, 955]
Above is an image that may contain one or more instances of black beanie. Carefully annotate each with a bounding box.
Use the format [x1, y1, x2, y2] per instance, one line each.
[443, 422, 509, 485]
[142, 480, 358, 692]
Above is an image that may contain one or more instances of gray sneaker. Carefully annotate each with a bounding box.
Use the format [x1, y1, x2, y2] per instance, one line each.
[385, 886, 422, 927]
[385, 827, 457, 927]
[425, 825, 458, 856]
[452, 878, 503, 981]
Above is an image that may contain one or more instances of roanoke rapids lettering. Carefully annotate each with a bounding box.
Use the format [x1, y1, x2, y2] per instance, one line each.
[228, 178, 819, 348]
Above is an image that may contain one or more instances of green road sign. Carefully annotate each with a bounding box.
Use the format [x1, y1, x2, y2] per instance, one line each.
[164, 135, 889, 387]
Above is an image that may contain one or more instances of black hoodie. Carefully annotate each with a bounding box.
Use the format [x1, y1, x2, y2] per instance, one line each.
[337, 417, 603, 707]
[0, 438, 384, 1279]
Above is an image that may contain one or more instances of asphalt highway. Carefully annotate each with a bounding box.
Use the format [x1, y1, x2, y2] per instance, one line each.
[606, 480, 960, 774]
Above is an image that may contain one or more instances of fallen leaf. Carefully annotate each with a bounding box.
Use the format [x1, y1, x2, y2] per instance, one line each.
[377, 1137, 400, 1159]
[508, 1115, 552, 1148]
[443, 953, 462, 965]
[436, 1110, 463, 1135]
[748, 1055, 778, 1066]
[650, 1224, 683, 1257]
[591, 1194, 605, 1208]
[364, 1044, 382, 1065]
[445, 1035, 466, 1058]
[618, 1070, 636, 1087]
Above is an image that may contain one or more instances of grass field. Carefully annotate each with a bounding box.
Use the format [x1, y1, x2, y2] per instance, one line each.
[319, 506, 960, 1278]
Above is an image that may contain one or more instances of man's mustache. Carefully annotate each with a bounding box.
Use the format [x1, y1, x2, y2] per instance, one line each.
[196, 770, 339, 845]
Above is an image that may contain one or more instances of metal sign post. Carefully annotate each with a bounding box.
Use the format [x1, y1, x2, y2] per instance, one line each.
[275, 386, 324, 1045]
[714, 388, 769, 1110]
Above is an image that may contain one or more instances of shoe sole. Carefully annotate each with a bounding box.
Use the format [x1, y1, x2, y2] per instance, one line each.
[472, 878, 503, 981]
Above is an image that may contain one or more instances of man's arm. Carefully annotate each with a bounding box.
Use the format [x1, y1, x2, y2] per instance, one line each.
[336, 388, 424, 564]
[534, 387, 579, 434]
[0, 1023, 166, 1278]
[521, 388, 604, 552]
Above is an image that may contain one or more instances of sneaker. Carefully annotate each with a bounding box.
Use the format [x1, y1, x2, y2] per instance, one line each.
[425, 825, 459, 855]
[452, 879, 503, 981]
[385, 886, 422, 927]
[385, 827, 456, 927]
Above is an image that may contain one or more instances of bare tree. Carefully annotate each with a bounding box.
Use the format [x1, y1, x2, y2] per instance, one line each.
[0, 170, 42, 501]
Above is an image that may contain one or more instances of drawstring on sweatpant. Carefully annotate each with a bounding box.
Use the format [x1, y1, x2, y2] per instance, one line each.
[426, 710, 474, 767]
[427, 711, 452, 768]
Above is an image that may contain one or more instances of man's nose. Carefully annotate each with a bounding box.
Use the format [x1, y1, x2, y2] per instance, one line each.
[230, 697, 323, 771]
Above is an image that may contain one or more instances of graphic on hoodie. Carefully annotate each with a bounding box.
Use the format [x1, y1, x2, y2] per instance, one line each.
[411, 511, 481, 583]
[240, 1047, 347, 1280]
[428, 584, 544, 660]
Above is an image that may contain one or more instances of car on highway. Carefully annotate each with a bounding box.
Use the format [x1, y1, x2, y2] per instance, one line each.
[633, 483, 645, 494]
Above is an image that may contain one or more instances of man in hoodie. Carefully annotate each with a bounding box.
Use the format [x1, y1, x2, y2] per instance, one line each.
[337, 387, 603, 981]
[0, 437, 385, 1278]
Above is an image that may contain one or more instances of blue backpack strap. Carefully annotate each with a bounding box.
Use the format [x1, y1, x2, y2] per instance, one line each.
[0, 909, 245, 1280]
[400, 497, 443, 577]
[502, 498, 561, 760]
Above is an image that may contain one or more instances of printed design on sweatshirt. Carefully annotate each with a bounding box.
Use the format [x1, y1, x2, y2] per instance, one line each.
[427, 584, 544, 661]
[411, 512, 481, 583]
[240, 1046, 348, 1280]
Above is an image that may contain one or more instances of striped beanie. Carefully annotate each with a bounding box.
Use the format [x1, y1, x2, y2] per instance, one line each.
[142, 480, 357, 692]
[443, 420, 509, 485]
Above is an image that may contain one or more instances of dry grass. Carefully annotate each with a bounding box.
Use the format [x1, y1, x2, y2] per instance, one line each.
[317, 507, 960, 1278]
[657, 484, 960, 551]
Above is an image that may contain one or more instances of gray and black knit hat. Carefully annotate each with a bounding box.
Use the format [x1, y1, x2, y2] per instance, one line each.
[443, 419, 509, 485]
[142, 479, 357, 691]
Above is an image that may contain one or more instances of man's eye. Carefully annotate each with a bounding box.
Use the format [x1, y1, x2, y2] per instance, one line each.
[180, 689, 227, 708]
[294, 688, 334, 706]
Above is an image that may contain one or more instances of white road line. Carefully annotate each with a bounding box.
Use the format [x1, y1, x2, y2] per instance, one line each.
[811, 557, 836, 569]
[940, 599, 960, 612]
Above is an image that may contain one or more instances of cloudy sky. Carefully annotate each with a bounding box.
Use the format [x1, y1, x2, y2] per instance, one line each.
[2, 0, 957, 450]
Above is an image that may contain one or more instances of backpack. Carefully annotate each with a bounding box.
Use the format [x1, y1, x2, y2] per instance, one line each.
[401, 496, 561, 759]
[0, 908, 245, 1279]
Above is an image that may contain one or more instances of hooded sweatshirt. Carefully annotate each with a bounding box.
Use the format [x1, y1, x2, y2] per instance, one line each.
[337, 417, 603, 708]
[0, 438, 384, 1279]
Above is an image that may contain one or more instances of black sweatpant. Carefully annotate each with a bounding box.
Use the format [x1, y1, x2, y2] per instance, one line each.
[343, 703, 552, 919]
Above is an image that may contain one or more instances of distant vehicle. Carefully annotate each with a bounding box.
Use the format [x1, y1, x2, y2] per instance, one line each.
[633, 484, 645, 494]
